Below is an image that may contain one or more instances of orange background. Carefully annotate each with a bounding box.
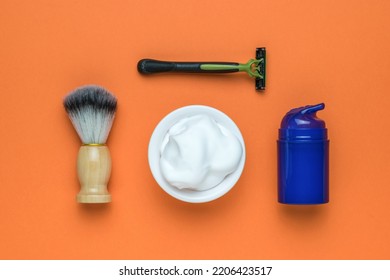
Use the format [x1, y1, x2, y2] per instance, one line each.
[1, 0, 390, 260]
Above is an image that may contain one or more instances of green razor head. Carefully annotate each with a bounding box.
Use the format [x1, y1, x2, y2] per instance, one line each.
[255, 47, 266, 90]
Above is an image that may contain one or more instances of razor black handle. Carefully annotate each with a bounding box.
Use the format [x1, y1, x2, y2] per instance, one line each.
[137, 59, 239, 74]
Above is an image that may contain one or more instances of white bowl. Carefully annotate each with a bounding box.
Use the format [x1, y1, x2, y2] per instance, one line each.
[148, 105, 246, 203]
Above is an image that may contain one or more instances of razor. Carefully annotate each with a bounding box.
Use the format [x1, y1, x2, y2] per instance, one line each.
[137, 47, 266, 91]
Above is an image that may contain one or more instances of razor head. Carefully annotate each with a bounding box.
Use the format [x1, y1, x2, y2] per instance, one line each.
[255, 47, 266, 91]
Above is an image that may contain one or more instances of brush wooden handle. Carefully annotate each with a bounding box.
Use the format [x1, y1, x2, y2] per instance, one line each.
[76, 145, 112, 203]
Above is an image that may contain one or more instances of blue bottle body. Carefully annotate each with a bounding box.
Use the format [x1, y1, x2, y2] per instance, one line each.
[277, 103, 329, 204]
[278, 140, 329, 204]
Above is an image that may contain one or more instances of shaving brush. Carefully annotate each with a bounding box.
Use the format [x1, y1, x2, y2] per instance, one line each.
[64, 85, 117, 203]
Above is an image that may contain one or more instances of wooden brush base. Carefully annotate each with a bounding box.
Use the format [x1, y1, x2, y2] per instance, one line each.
[77, 145, 112, 203]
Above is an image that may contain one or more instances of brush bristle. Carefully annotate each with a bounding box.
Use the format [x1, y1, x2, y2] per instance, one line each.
[64, 85, 117, 144]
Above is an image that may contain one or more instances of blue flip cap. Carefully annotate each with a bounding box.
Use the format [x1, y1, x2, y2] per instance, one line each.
[277, 103, 329, 204]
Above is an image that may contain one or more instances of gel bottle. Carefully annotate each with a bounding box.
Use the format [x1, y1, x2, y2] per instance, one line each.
[277, 103, 329, 204]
